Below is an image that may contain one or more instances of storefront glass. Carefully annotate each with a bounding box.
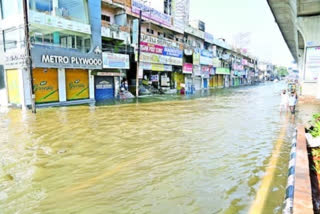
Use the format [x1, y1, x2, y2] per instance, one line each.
[33, 68, 59, 103]
[66, 69, 89, 100]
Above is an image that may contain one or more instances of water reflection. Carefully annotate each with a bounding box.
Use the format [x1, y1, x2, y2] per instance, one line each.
[0, 83, 292, 214]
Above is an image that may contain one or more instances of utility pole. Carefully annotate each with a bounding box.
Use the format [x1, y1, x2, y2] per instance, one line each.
[22, 0, 36, 113]
[135, 10, 142, 97]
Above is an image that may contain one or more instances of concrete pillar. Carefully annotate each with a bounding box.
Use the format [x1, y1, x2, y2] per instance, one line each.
[22, 68, 32, 107]
[58, 68, 66, 102]
[114, 76, 120, 98]
[52, 0, 59, 15]
[89, 70, 95, 100]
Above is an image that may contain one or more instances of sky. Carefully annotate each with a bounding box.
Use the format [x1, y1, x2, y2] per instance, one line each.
[189, 0, 294, 67]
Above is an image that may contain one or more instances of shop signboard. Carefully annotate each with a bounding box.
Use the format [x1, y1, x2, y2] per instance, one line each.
[193, 49, 201, 65]
[242, 59, 248, 65]
[163, 47, 183, 58]
[141, 34, 182, 50]
[204, 32, 214, 44]
[183, 63, 193, 74]
[200, 49, 214, 66]
[232, 64, 244, 70]
[31, 45, 103, 70]
[212, 58, 221, 67]
[102, 53, 130, 69]
[140, 42, 164, 55]
[305, 47, 320, 82]
[4, 51, 27, 69]
[193, 65, 201, 76]
[132, 0, 171, 27]
[140, 62, 172, 71]
[201, 65, 212, 78]
[139, 52, 183, 66]
[216, 68, 231, 75]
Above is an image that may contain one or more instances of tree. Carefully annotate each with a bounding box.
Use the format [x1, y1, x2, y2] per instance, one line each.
[277, 66, 289, 77]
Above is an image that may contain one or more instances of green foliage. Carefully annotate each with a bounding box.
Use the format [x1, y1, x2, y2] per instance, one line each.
[277, 66, 289, 77]
[309, 113, 320, 137]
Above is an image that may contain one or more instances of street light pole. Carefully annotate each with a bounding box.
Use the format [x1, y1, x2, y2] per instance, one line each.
[135, 10, 142, 97]
[22, 0, 36, 113]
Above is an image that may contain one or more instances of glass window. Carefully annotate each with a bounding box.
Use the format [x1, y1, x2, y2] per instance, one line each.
[3, 29, 18, 51]
[58, 0, 89, 24]
[0, 0, 22, 19]
[30, 27, 91, 53]
[0, 65, 4, 90]
[29, 0, 53, 14]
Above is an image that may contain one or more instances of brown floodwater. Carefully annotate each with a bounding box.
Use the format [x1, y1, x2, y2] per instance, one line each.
[0, 83, 294, 214]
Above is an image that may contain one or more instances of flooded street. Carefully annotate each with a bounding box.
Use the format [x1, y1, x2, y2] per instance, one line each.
[0, 83, 294, 214]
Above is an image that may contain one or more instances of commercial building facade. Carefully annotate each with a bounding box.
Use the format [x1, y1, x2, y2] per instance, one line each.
[0, 0, 261, 108]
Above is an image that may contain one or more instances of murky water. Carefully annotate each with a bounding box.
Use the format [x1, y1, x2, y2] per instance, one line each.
[0, 83, 294, 214]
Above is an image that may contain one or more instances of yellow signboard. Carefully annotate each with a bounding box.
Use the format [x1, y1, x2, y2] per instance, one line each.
[174, 73, 185, 90]
[6, 69, 21, 104]
[33, 68, 59, 103]
[66, 69, 89, 100]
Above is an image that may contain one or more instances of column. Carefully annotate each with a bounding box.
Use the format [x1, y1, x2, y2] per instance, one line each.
[89, 70, 95, 100]
[18, 68, 26, 109]
[58, 68, 66, 102]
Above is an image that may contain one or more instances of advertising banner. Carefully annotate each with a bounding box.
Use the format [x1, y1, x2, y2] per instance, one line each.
[201, 65, 211, 78]
[242, 59, 248, 66]
[102, 53, 130, 69]
[66, 69, 89, 100]
[33, 68, 59, 103]
[140, 52, 183, 66]
[212, 58, 221, 67]
[193, 49, 201, 65]
[183, 63, 193, 74]
[216, 68, 231, 75]
[305, 47, 320, 82]
[132, 0, 171, 27]
[141, 34, 182, 50]
[140, 62, 173, 71]
[200, 49, 214, 66]
[140, 42, 164, 55]
[163, 47, 183, 58]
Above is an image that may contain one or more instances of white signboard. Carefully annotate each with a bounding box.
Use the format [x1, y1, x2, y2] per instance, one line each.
[102, 53, 130, 69]
[305, 47, 320, 82]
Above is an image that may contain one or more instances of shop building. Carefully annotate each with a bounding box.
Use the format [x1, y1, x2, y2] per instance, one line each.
[0, 0, 103, 108]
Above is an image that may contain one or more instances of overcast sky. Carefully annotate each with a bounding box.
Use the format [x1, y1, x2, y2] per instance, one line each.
[189, 0, 294, 67]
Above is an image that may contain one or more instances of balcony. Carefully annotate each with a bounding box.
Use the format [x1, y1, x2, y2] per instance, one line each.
[101, 0, 131, 9]
[101, 23, 131, 44]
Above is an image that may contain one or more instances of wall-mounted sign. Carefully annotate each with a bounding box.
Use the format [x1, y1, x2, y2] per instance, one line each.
[139, 52, 183, 66]
[200, 49, 214, 65]
[305, 47, 320, 82]
[163, 47, 183, 58]
[212, 58, 221, 67]
[193, 49, 201, 65]
[183, 63, 193, 74]
[102, 53, 129, 69]
[185, 26, 205, 39]
[41, 55, 102, 66]
[4, 51, 26, 68]
[132, 0, 171, 27]
[141, 34, 182, 50]
[140, 42, 164, 55]
[140, 62, 172, 71]
[216, 68, 231, 75]
[242, 59, 248, 65]
[201, 65, 212, 78]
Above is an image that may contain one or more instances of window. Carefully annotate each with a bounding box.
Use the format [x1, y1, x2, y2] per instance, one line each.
[58, 0, 89, 24]
[0, 0, 22, 19]
[101, 14, 110, 22]
[146, 28, 154, 34]
[3, 29, 18, 51]
[30, 27, 91, 53]
[0, 65, 4, 90]
[29, 0, 53, 13]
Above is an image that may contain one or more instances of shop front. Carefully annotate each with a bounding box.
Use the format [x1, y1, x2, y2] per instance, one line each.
[201, 65, 213, 89]
[95, 52, 130, 101]
[216, 67, 230, 88]
[199, 49, 213, 90]
[33, 68, 59, 103]
[183, 63, 193, 94]
[193, 65, 202, 91]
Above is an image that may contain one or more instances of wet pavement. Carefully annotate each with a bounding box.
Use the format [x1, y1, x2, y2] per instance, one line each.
[0, 82, 296, 214]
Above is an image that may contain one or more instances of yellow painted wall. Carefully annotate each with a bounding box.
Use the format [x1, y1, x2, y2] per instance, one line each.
[6, 69, 21, 104]
[66, 69, 89, 100]
[33, 68, 59, 103]
[218, 75, 224, 87]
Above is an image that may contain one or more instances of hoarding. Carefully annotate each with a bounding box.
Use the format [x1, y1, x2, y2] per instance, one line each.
[183, 63, 193, 74]
[102, 53, 130, 69]
[66, 69, 89, 100]
[305, 47, 320, 82]
[139, 52, 183, 66]
[200, 49, 214, 66]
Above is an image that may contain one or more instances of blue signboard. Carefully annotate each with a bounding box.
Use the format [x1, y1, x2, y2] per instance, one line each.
[163, 47, 183, 58]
